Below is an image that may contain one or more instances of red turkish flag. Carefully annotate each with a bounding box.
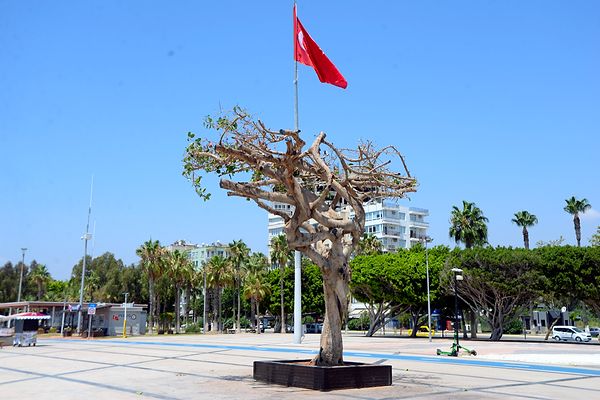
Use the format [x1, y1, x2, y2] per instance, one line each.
[294, 5, 347, 89]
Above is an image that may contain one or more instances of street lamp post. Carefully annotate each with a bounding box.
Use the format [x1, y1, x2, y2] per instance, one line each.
[451, 268, 463, 353]
[77, 232, 92, 335]
[77, 178, 93, 335]
[422, 237, 433, 343]
[436, 268, 475, 357]
[17, 247, 27, 303]
[203, 267, 208, 334]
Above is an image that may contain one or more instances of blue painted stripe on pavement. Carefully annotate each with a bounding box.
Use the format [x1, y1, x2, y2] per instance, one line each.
[44, 339, 600, 377]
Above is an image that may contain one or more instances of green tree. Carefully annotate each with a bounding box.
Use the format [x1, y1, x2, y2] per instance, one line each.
[300, 260, 326, 319]
[167, 250, 194, 334]
[44, 279, 68, 301]
[229, 239, 250, 333]
[205, 255, 233, 332]
[564, 196, 592, 247]
[264, 259, 325, 325]
[270, 234, 291, 333]
[449, 247, 543, 340]
[136, 240, 165, 334]
[28, 264, 51, 300]
[590, 226, 600, 247]
[85, 269, 102, 301]
[535, 245, 600, 337]
[581, 246, 600, 314]
[449, 201, 489, 249]
[0, 262, 18, 303]
[512, 210, 538, 250]
[350, 246, 447, 336]
[243, 268, 270, 334]
[244, 252, 267, 328]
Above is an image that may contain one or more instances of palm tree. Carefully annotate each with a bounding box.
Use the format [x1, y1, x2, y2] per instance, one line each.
[29, 264, 51, 300]
[590, 226, 600, 247]
[136, 239, 164, 334]
[357, 234, 383, 256]
[229, 239, 250, 333]
[168, 250, 194, 334]
[243, 269, 270, 335]
[85, 269, 101, 301]
[449, 200, 489, 249]
[564, 196, 592, 247]
[270, 234, 291, 333]
[511, 211, 538, 249]
[205, 255, 233, 332]
[246, 252, 268, 329]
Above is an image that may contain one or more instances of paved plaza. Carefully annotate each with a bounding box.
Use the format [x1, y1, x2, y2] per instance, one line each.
[1, 333, 599, 399]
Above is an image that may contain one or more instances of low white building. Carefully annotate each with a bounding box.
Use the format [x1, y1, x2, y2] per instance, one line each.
[165, 240, 230, 270]
[189, 242, 230, 270]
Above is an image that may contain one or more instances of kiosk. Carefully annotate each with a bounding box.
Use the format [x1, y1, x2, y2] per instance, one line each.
[10, 312, 50, 347]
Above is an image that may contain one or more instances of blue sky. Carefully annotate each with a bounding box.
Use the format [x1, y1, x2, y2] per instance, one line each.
[1, 1, 599, 280]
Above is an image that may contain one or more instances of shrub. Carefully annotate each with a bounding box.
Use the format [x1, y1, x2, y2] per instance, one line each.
[347, 311, 370, 331]
[503, 318, 524, 334]
[185, 322, 203, 333]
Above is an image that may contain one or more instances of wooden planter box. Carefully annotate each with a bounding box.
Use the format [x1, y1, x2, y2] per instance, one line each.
[253, 360, 392, 391]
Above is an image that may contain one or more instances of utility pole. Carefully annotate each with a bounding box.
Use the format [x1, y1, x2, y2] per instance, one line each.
[77, 177, 93, 335]
[17, 247, 27, 303]
[422, 237, 433, 343]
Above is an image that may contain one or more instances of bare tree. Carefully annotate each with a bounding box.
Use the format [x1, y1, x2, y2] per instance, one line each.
[183, 108, 415, 365]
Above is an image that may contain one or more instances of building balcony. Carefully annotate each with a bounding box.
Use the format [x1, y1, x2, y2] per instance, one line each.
[408, 220, 429, 228]
[409, 232, 429, 241]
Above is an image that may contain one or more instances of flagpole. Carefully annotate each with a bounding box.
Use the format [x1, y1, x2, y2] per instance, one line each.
[292, 1, 303, 345]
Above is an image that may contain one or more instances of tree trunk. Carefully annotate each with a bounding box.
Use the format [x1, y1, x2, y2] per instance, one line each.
[236, 279, 241, 333]
[175, 285, 181, 334]
[232, 285, 236, 330]
[489, 325, 503, 341]
[523, 227, 529, 250]
[218, 287, 223, 332]
[409, 310, 421, 338]
[545, 318, 560, 340]
[148, 279, 154, 334]
[250, 297, 256, 329]
[366, 313, 384, 337]
[470, 309, 478, 339]
[279, 264, 285, 333]
[211, 288, 218, 332]
[461, 309, 468, 339]
[313, 261, 349, 366]
[255, 301, 261, 335]
[574, 215, 581, 247]
[184, 287, 190, 327]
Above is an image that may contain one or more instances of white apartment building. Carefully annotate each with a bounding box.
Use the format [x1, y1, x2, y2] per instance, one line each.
[267, 199, 429, 252]
[189, 242, 230, 270]
[165, 240, 230, 270]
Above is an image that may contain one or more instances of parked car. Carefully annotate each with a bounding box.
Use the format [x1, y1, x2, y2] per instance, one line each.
[305, 323, 322, 334]
[407, 325, 435, 337]
[552, 326, 592, 342]
[588, 327, 600, 338]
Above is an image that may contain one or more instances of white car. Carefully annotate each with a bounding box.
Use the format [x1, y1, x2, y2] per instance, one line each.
[552, 326, 592, 342]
